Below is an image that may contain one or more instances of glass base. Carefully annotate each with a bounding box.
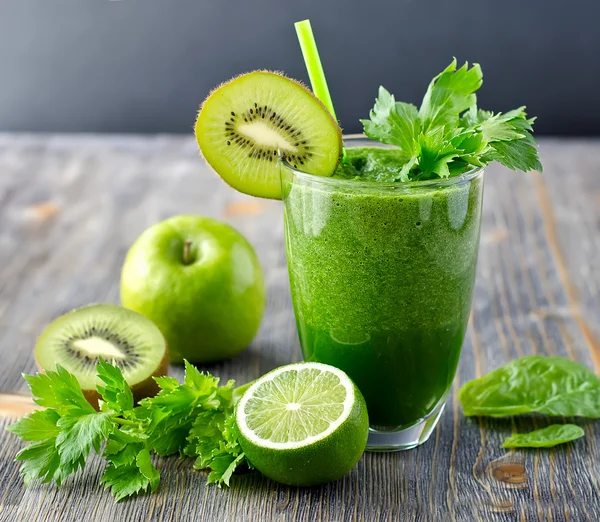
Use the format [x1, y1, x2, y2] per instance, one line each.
[366, 398, 447, 452]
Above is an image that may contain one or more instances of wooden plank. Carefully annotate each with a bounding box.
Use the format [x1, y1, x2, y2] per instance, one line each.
[0, 394, 37, 417]
[0, 134, 598, 521]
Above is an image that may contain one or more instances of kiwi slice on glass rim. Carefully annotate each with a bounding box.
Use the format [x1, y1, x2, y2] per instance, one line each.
[34, 304, 168, 408]
[195, 71, 342, 199]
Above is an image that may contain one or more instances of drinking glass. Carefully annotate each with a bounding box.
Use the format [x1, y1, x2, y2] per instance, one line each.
[281, 136, 484, 450]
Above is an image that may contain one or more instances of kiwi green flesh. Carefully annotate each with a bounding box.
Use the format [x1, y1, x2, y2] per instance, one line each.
[195, 71, 342, 199]
[34, 304, 168, 396]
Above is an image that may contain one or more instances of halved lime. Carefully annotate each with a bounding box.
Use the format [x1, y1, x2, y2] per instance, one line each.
[235, 362, 369, 486]
[195, 71, 342, 199]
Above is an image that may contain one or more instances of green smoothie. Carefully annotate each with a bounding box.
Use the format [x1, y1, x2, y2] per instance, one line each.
[283, 147, 484, 428]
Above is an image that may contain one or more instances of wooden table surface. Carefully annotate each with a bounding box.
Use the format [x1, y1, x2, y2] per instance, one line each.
[0, 135, 598, 522]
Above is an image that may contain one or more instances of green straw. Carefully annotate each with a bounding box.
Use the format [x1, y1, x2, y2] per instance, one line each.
[294, 19, 339, 124]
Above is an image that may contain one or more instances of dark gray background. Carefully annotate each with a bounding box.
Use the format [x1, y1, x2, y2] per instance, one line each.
[0, 0, 597, 135]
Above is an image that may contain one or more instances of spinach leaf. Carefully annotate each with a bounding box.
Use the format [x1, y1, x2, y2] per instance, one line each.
[459, 356, 600, 418]
[502, 424, 584, 448]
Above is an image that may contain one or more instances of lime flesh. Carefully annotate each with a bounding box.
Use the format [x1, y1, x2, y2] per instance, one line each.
[236, 362, 369, 486]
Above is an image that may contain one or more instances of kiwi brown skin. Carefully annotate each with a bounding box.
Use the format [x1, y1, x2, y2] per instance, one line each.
[34, 346, 170, 411]
[195, 70, 343, 199]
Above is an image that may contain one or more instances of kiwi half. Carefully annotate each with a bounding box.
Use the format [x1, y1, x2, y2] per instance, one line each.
[34, 304, 168, 408]
[195, 71, 343, 199]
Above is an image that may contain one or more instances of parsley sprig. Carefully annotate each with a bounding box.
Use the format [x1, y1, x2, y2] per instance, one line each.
[6, 359, 248, 502]
[360, 59, 542, 180]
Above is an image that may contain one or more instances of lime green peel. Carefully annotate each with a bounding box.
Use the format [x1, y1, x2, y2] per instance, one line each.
[295, 19, 346, 162]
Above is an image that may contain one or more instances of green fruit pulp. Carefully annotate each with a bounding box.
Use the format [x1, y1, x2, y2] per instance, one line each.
[243, 366, 348, 443]
[35, 304, 167, 390]
[120, 215, 265, 363]
[195, 71, 342, 199]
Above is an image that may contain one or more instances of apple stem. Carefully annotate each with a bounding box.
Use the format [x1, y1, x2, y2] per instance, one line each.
[183, 240, 193, 265]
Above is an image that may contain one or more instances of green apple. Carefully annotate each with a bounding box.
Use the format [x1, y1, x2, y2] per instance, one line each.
[120, 215, 266, 363]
